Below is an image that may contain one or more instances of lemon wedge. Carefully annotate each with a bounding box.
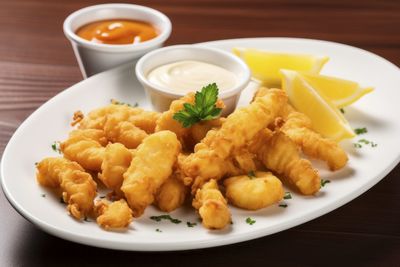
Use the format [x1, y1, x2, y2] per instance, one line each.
[233, 47, 329, 86]
[300, 72, 374, 108]
[281, 69, 355, 141]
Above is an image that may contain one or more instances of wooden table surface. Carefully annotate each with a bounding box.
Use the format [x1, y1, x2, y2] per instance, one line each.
[1, 0, 399, 266]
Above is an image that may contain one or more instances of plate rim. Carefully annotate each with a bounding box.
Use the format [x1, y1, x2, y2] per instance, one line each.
[1, 37, 400, 251]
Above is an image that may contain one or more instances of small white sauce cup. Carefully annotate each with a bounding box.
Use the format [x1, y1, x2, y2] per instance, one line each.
[135, 45, 251, 115]
[63, 4, 172, 78]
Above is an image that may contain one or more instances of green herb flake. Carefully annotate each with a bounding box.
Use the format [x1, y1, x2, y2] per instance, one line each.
[34, 162, 38, 166]
[321, 179, 331, 187]
[51, 141, 61, 154]
[283, 192, 292, 200]
[245, 217, 256, 225]
[340, 108, 345, 114]
[354, 143, 362, 148]
[186, 221, 197, 227]
[150, 214, 182, 224]
[111, 99, 138, 107]
[41, 193, 46, 198]
[355, 138, 377, 148]
[354, 127, 368, 135]
[248, 170, 256, 179]
[173, 83, 222, 128]
[156, 228, 162, 232]
[279, 203, 288, 208]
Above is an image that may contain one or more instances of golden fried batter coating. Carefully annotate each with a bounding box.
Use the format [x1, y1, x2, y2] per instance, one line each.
[155, 174, 188, 212]
[224, 171, 284, 210]
[95, 199, 133, 230]
[280, 111, 348, 171]
[183, 89, 288, 192]
[98, 143, 133, 196]
[69, 129, 108, 146]
[249, 129, 320, 195]
[121, 131, 181, 217]
[103, 114, 148, 149]
[61, 135, 105, 172]
[78, 104, 160, 134]
[36, 157, 97, 219]
[192, 179, 231, 229]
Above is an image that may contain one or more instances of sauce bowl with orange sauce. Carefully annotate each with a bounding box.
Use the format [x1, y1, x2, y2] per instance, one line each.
[63, 4, 171, 78]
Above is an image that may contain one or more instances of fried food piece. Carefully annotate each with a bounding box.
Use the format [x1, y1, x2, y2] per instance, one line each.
[280, 111, 348, 171]
[224, 171, 284, 210]
[95, 199, 133, 230]
[78, 104, 160, 133]
[103, 114, 148, 149]
[155, 174, 188, 212]
[98, 143, 133, 196]
[69, 129, 108, 146]
[192, 179, 231, 229]
[36, 157, 97, 219]
[249, 129, 320, 195]
[183, 88, 288, 192]
[225, 148, 258, 177]
[61, 135, 105, 172]
[155, 93, 225, 150]
[121, 131, 181, 217]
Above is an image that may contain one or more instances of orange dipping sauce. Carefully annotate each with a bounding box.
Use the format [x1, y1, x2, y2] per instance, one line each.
[76, 19, 159, 45]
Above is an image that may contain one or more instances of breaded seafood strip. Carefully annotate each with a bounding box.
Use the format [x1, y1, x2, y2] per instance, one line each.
[192, 179, 231, 229]
[249, 129, 320, 195]
[61, 134, 105, 172]
[280, 111, 348, 171]
[95, 199, 133, 230]
[36, 157, 97, 219]
[103, 113, 148, 149]
[224, 171, 284, 210]
[183, 88, 288, 192]
[69, 129, 108, 146]
[155, 174, 188, 212]
[78, 104, 160, 134]
[121, 131, 181, 217]
[98, 143, 133, 196]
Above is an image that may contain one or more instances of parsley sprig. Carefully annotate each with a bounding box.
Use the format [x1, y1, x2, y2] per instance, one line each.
[173, 83, 222, 128]
[150, 214, 182, 224]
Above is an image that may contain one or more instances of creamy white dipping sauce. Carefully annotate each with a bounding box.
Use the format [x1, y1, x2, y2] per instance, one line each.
[147, 60, 238, 93]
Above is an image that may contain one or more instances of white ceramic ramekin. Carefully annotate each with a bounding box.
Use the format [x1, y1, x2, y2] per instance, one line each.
[63, 4, 172, 78]
[135, 45, 251, 115]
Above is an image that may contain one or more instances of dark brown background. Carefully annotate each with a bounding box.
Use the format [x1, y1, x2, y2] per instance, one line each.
[1, 0, 399, 266]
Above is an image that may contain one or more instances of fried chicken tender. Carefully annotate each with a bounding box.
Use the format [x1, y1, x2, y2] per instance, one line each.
[280, 111, 348, 171]
[249, 129, 320, 195]
[78, 104, 160, 134]
[98, 143, 133, 196]
[103, 113, 148, 149]
[183, 88, 288, 192]
[155, 93, 225, 150]
[121, 131, 181, 217]
[95, 199, 133, 230]
[61, 135, 105, 172]
[225, 148, 259, 177]
[224, 172, 284, 210]
[69, 129, 108, 146]
[36, 157, 97, 219]
[192, 179, 231, 229]
[155, 174, 188, 212]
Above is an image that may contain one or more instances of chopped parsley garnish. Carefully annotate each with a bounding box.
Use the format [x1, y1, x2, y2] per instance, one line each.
[321, 179, 331, 187]
[340, 108, 345, 114]
[41, 193, 46, 198]
[354, 138, 377, 148]
[173, 83, 222, 128]
[34, 162, 38, 166]
[248, 170, 256, 179]
[111, 99, 139, 107]
[279, 203, 288, 208]
[186, 221, 197, 227]
[354, 127, 368, 135]
[51, 141, 61, 154]
[283, 192, 292, 200]
[245, 217, 256, 225]
[150, 214, 182, 224]
[156, 228, 162, 232]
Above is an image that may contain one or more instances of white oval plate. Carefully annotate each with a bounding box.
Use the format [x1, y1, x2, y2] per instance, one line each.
[1, 38, 400, 251]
